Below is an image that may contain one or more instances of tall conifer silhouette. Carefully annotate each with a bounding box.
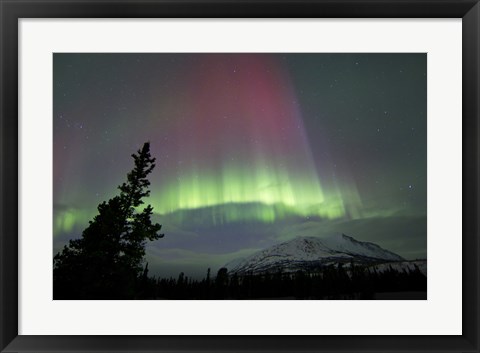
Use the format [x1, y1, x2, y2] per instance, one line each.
[53, 142, 163, 299]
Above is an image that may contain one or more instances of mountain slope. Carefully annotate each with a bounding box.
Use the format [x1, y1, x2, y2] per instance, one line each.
[225, 233, 404, 274]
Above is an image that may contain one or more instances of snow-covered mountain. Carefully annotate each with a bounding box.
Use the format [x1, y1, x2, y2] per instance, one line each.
[225, 233, 405, 274]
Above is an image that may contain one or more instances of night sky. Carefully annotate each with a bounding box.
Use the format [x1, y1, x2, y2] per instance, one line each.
[53, 53, 426, 278]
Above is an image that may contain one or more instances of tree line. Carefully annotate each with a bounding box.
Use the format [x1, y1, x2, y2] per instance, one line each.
[137, 263, 426, 300]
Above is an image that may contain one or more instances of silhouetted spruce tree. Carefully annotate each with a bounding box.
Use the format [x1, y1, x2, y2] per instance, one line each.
[215, 268, 229, 299]
[204, 268, 211, 299]
[53, 142, 164, 299]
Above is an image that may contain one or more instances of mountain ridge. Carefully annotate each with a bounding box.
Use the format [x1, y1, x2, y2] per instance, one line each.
[225, 233, 405, 274]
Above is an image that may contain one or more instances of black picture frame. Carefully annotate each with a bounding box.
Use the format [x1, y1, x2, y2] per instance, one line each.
[1, 1, 478, 352]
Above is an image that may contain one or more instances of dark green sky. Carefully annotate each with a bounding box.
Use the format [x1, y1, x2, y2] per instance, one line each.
[290, 54, 426, 214]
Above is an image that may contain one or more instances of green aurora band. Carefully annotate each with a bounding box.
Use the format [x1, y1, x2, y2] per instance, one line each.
[54, 54, 368, 236]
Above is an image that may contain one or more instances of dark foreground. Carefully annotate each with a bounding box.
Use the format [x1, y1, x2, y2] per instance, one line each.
[55, 262, 427, 300]
[150, 264, 426, 300]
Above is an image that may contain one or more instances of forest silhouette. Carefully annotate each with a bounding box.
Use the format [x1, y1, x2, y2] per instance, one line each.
[142, 263, 426, 300]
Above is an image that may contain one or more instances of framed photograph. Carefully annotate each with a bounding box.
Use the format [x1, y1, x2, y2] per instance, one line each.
[1, 0, 478, 352]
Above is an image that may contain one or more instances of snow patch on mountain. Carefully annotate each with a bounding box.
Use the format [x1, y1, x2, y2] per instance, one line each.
[225, 233, 405, 274]
[369, 260, 427, 276]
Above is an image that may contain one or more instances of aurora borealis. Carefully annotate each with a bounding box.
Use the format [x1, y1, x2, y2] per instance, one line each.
[53, 53, 427, 278]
